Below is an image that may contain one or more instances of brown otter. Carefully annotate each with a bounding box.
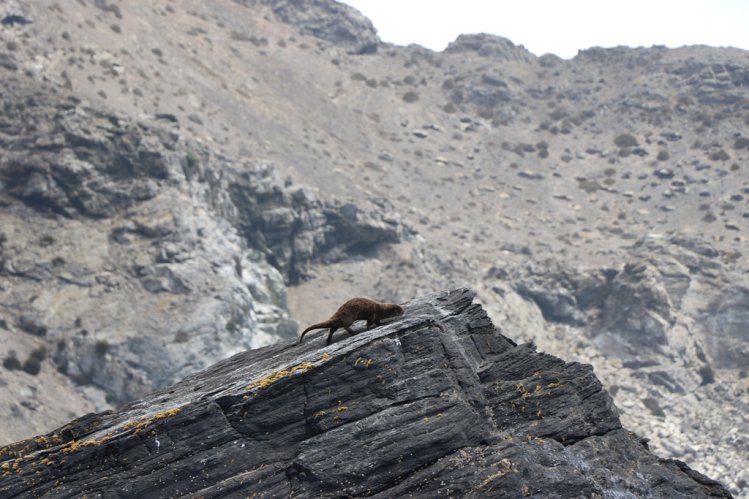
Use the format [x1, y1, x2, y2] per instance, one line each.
[298, 298, 404, 345]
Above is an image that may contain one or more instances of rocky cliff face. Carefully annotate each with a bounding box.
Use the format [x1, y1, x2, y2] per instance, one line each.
[0, 289, 732, 498]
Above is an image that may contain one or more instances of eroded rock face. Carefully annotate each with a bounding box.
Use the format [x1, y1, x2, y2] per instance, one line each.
[202, 163, 402, 283]
[489, 235, 739, 378]
[0, 289, 731, 498]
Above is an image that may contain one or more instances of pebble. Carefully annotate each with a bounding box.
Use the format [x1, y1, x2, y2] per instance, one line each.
[518, 170, 545, 180]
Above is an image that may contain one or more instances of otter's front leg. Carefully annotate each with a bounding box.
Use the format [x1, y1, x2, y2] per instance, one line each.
[366, 313, 382, 330]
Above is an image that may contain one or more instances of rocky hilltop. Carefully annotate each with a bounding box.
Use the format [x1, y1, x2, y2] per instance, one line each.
[0, 0, 747, 494]
[0, 289, 732, 498]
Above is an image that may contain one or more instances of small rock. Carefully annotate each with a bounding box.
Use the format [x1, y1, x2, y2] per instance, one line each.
[0, 53, 19, 71]
[518, 170, 545, 180]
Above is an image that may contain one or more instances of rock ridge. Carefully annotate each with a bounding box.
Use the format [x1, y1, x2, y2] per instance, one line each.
[0, 289, 732, 498]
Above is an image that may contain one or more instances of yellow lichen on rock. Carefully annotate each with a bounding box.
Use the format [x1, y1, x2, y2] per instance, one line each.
[61, 439, 101, 455]
[245, 361, 318, 391]
[122, 407, 182, 434]
[354, 357, 375, 368]
[154, 408, 182, 420]
[516, 383, 530, 401]
[122, 420, 151, 433]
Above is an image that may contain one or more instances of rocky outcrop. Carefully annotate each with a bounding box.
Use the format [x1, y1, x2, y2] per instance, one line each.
[441, 34, 535, 117]
[194, 162, 402, 283]
[0, 0, 33, 27]
[0, 289, 731, 498]
[489, 235, 739, 380]
[702, 287, 749, 368]
[445, 33, 535, 63]
[236, 0, 380, 54]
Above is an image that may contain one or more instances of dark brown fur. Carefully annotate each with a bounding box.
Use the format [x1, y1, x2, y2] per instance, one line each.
[298, 298, 404, 344]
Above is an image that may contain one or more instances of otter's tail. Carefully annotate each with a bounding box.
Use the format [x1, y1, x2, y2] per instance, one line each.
[298, 319, 336, 344]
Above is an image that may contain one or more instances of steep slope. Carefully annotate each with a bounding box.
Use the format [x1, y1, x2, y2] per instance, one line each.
[0, 289, 732, 498]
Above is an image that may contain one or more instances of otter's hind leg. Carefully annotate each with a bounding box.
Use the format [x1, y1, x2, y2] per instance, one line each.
[326, 327, 339, 344]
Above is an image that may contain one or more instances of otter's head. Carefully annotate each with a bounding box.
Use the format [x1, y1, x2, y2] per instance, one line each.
[384, 303, 404, 318]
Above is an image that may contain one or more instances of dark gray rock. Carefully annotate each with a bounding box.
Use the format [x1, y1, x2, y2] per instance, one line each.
[0, 53, 18, 71]
[210, 163, 401, 283]
[0, 79, 175, 219]
[655, 168, 675, 179]
[491, 261, 613, 326]
[0, 289, 731, 498]
[0, 0, 32, 26]
[702, 287, 749, 368]
[599, 261, 674, 347]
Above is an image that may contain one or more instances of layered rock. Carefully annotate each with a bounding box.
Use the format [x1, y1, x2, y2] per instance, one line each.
[0, 289, 731, 497]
